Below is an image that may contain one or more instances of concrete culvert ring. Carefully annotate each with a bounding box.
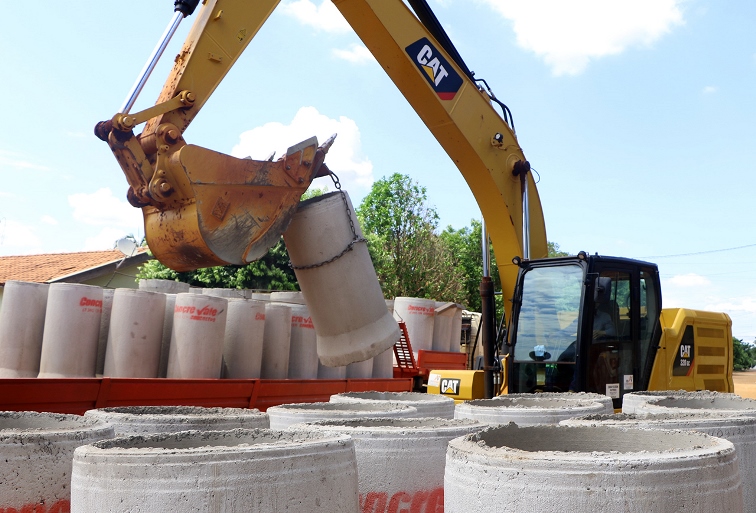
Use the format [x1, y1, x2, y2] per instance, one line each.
[266, 402, 418, 429]
[562, 412, 756, 513]
[454, 396, 607, 425]
[622, 389, 737, 414]
[83, 405, 269, 436]
[636, 393, 756, 417]
[289, 417, 485, 511]
[71, 428, 359, 513]
[497, 391, 615, 414]
[0, 411, 114, 512]
[445, 423, 743, 513]
[329, 391, 456, 419]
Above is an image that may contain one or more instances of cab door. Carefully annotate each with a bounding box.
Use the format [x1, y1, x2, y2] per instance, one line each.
[582, 264, 660, 409]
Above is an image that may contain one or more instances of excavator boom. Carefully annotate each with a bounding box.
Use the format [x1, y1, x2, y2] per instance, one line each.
[97, 0, 547, 319]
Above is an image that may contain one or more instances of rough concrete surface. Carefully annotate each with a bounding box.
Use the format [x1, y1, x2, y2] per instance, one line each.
[445, 423, 743, 513]
[290, 417, 484, 513]
[267, 401, 418, 429]
[563, 411, 756, 512]
[71, 428, 359, 513]
[84, 406, 269, 436]
[454, 396, 607, 425]
[0, 411, 114, 512]
[623, 389, 739, 414]
[330, 391, 456, 419]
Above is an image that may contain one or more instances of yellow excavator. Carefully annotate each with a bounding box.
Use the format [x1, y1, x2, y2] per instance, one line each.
[96, 0, 732, 410]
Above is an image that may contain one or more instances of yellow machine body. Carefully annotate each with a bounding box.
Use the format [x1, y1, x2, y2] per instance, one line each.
[426, 370, 485, 403]
[649, 308, 734, 393]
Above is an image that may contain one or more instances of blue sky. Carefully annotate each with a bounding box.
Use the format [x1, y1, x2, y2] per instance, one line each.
[1, 1, 754, 341]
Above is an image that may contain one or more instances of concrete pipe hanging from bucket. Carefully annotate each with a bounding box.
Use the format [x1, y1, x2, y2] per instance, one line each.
[284, 190, 400, 367]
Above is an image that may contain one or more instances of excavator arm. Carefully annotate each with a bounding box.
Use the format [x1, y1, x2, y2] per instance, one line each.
[97, 0, 547, 320]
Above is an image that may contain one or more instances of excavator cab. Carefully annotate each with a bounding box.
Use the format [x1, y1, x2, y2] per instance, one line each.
[506, 253, 662, 409]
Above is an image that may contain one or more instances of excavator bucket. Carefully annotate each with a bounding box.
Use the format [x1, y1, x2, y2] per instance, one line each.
[142, 136, 332, 271]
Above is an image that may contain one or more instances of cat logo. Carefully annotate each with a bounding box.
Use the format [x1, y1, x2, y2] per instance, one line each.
[680, 345, 691, 359]
[440, 378, 461, 396]
[405, 38, 463, 100]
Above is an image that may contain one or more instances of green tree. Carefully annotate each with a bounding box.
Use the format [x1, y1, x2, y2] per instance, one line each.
[733, 337, 756, 371]
[137, 238, 299, 290]
[357, 173, 464, 301]
[548, 241, 569, 257]
[440, 219, 501, 314]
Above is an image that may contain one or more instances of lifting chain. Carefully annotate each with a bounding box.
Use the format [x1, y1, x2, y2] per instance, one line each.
[290, 172, 367, 271]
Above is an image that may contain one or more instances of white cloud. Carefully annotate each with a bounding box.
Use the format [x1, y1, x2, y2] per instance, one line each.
[82, 227, 131, 251]
[40, 215, 59, 226]
[280, 0, 350, 33]
[666, 273, 711, 287]
[0, 219, 43, 255]
[68, 188, 143, 228]
[481, 0, 685, 76]
[702, 85, 717, 94]
[231, 106, 374, 193]
[332, 44, 375, 64]
[0, 191, 11, 198]
[0, 150, 51, 172]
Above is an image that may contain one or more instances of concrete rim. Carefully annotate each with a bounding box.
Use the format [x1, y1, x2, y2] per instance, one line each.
[288, 416, 483, 435]
[332, 391, 454, 404]
[0, 411, 111, 438]
[450, 423, 735, 465]
[75, 428, 352, 460]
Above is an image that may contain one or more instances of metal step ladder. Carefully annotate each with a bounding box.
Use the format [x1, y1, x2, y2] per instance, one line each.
[393, 321, 417, 372]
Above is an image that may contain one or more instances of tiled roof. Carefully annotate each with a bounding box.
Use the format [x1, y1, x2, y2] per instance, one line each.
[0, 248, 150, 285]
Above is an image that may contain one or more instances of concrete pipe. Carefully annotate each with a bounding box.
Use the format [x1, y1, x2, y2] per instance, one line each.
[157, 293, 176, 378]
[450, 305, 463, 350]
[166, 293, 228, 378]
[95, 288, 114, 377]
[371, 347, 395, 379]
[622, 389, 737, 414]
[393, 297, 436, 358]
[445, 423, 743, 513]
[260, 302, 291, 379]
[138, 279, 189, 294]
[84, 405, 269, 436]
[71, 429, 359, 513]
[499, 391, 616, 414]
[0, 280, 49, 377]
[103, 289, 166, 378]
[290, 417, 485, 512]
[562, 411, 756, 512]
[0, 411, 113, 512]
[454, 396, 608, 425]
[222, 299, 266, 378]
[287, 304, 318, 379]
[330, 391, 456, 419]
[38, 283, 103, 378]
[318, 360, 347, 379]
[283, 191, 400, 367]
[267, 402, 418, 429]
[202, 288, 246, 298]
[270, 291, 305, 304]
[635, 392, 756, 417]
[432, 302, 456, 352]
[346, 358, 374, 379]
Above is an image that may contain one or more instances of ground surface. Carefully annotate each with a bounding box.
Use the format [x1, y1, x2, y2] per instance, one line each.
[733, 370, 756, 399]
